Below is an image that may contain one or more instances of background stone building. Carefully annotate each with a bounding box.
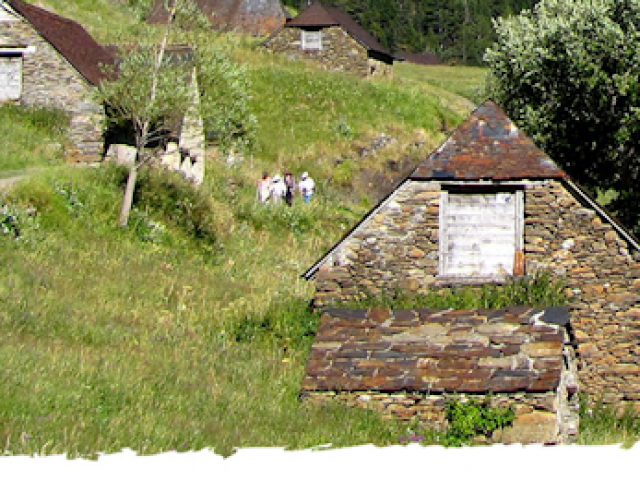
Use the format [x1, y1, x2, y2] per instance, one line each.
[303, 100, 640, 410]
[264, 2, 393, 77]
[0, 0, 115, 161]
[147, 0, 288, 36]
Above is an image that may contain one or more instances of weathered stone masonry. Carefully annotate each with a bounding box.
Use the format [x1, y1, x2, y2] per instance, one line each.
[266, 26, 383, 77]
[301, 306, 580, 444]
[312, 179, 640, 405]
[0, 17, 105, 160]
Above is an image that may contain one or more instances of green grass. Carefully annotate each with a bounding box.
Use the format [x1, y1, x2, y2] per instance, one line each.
[0, 105, 67, 174]
[394, 62, 489, 105]
[578, 400, 640, 448]
[243, 52, 465, 163]
[339, 271, 568, 310]
[0, 164, 412, 456]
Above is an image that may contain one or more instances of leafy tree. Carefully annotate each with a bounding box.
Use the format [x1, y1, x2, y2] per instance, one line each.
[485, 0, 640, 232]
[97, 0, 254, 227]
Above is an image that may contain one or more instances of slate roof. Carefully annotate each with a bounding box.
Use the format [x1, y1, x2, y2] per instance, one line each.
[7, 0, 115, 85]
[285, 2, 392, 59]
[301, 306, 569, 394]
[410, 100, 567, 181]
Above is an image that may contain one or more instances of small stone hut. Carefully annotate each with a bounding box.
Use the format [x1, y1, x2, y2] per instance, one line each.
[263, 2, 393, 77]
[148, 0, 288, 36]
[102, 44, 206, 184]
[0, 0, 115, 161]
[302, 306, 579, 444]
[303, 100, 640, 410]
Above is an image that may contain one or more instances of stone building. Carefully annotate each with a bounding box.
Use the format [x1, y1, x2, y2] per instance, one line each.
[102, 45, 206, 184]
[0, 0, 115, 161]
[263, 2, 393, 77]
[302, 306, 580, 444]
[147, 0, 288, 36]
[303, 100, 640, 414]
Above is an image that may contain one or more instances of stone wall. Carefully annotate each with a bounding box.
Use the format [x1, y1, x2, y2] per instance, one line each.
[523, 180, 640, 406]
[311, 179, 640, 405]
[0, 17, 105, 161]
[314, 180, 441, 307]
[303, 389, 579, 444]
[265, 26, 390, 77]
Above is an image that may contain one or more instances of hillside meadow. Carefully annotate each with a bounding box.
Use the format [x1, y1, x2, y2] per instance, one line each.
[1, 1, 639, 455]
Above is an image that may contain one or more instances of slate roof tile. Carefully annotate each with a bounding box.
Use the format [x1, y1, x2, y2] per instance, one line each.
[410, 101, 567, 181]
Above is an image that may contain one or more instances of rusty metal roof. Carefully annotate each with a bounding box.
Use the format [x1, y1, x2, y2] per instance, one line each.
[411, 100, 567, 181]
[285, 2, 392, 59]
[8, 0, 115, 86]
[301, 306, 567, 394]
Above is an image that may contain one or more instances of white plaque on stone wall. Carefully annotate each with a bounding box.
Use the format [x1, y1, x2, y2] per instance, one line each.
[0, 54, 21, 101]
[301, 30, 322, 50]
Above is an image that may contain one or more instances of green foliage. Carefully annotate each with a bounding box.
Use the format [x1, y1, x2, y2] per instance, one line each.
[309, 0, 538, 64]
[342, 271, 567, 310]
[442, 397, 515, 447]
[231, 299, 320, 350]
[485, 0, 640, 233]
[132, 167, 217, 246]
[0, 198, 39, 243]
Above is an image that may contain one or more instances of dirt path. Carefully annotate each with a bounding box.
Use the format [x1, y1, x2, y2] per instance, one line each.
[0, 174, 28, 190]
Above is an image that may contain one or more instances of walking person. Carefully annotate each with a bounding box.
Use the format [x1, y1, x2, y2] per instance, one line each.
[284, 172, 296, 207]
[257, 172, 271, 203]
[298, 171, 315, 203]
[270, 174, 286, 204]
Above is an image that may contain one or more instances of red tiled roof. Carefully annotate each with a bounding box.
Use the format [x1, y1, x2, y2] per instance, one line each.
[8, 0, 115, 85]
[286, 2, 391, 58]
[302, 306, 568, 394]
[411, 100, 567, 180]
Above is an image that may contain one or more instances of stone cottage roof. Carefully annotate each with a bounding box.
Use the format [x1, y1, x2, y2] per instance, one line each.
[410, 100, 567, 181]
[284, 2, 392, 60]
[301, 306, 569, 394]
[7, 0, 115, 85]
[302, 99, 640, 280]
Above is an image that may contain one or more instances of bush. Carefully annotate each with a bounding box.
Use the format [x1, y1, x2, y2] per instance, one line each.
[131, 167, 217, 246]
[442, 398, 515, 447]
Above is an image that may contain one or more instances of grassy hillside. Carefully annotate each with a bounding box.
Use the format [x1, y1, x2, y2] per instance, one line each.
[2, 1, 638, 456]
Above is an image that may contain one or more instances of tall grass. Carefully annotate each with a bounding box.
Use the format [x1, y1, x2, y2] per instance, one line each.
[0, 105, 67, 175]
[578, 400, 640, 448]
[340, 271, 568, 310]
[0, 163, 412, 456]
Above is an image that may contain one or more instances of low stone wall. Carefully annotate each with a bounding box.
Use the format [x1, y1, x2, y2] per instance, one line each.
[265, 26, 390, 77]
[303, 389, 579, 444]
[1, 17, 105, 161]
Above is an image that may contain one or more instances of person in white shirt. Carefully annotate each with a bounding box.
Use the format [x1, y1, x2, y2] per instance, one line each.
[270, 174, 286, 204]
[298, 172, 315, 203]
[257, 172, 271, 203]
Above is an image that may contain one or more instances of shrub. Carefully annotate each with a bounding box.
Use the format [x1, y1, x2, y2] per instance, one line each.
[131, 167, 217, 246]
[442, 397, 515, 447]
